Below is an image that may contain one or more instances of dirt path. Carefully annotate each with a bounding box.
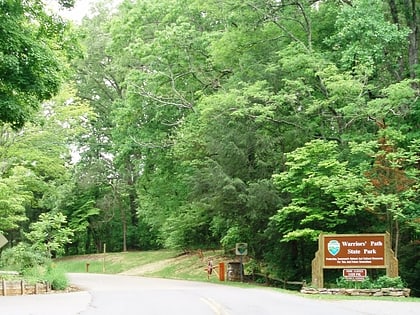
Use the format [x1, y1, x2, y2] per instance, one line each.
[119, 257, 181, 276]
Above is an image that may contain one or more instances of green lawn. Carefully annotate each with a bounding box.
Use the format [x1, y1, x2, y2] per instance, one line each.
[54, 250, 180, 274]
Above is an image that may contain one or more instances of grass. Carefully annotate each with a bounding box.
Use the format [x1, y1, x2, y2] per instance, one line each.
[55, 249, 235, 284]
[299, 292, 420, 302]
[55, 249, 180, 274]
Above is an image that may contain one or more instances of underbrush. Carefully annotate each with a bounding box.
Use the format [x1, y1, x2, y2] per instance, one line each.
[0, 244, 68, 290]
[336, 275, 406, 289]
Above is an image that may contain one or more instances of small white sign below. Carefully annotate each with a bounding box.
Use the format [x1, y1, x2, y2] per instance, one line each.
[343, 268, 367, 281]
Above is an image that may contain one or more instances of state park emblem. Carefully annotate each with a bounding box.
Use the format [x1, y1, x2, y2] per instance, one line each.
[327, 240, 340, 256]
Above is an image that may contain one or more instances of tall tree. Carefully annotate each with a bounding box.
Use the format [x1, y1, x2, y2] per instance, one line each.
[386, 0, 419, 80]
[0, 0, 73, 128]
[64, 0, 419, 293]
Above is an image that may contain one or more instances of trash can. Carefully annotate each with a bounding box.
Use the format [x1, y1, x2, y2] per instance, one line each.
[227, 262, 243, 281]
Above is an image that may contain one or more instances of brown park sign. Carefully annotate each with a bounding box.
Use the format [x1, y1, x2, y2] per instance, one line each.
[324, 234, 385, 267]
[311, 233, 398, 288]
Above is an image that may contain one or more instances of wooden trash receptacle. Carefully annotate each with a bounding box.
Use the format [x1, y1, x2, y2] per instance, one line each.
[227, 262, 243, 281]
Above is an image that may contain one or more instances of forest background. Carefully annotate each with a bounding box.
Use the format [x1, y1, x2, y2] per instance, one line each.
[0, 0, 419, 295]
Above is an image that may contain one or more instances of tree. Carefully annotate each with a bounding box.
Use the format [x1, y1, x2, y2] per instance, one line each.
[25, 212, 73, 258]
[0, 166, 31, 233]
[0, 0, 73, 128]
[65, 0, 419, 294]
[386, 0, 419, 80]
[105, 0, 223, 249]
[326, 0, 409, 83]
[268, 140, 373, 279]
[363, 129, 419, 257]
[0, 81, 93, 247]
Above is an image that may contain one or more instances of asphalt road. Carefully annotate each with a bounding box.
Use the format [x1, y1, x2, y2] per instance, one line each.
[0, 273, 418, 315]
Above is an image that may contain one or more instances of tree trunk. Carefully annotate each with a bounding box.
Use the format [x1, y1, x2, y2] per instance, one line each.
[404, 0, 418, 79]
[394, 219, 399, 258]
[387, 0, 418, 80]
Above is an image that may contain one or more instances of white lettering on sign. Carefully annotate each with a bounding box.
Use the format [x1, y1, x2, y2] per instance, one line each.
[341, 241, 367, 247]
[347, 249, 360, 254]
[364, 249, 376, 254]
[370, 241, 383, 246]
[343, 268, 367, 281]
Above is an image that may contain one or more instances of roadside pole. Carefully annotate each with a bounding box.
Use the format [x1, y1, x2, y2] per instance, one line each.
[103, 243, 106, 272]
[235, 243, 248, 282]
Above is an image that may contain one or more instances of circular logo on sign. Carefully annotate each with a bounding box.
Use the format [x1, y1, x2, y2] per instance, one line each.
[328, 240, 340, 256]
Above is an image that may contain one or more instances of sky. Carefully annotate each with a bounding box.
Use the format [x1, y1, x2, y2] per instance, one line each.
[45, 0, 91, 22]
[60, 1, 95, 21]
[46, 0, 122, 23]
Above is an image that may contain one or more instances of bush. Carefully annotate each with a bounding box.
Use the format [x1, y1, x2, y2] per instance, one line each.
[336, 276, 351, 288]
[373, 276, 405, 289]
[0, 243, 50, 272]
[0, 244, 69, 290]
[21, 265, 48, 284]
[336, 275, 405, 289]
[360, 276, 373, 289]
[44, 266, 69, 290]
[399, 242, 420, 297]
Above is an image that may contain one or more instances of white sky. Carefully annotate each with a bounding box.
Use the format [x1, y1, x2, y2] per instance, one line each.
[44, 0, 92, 22]
[46, 0, 122, 23]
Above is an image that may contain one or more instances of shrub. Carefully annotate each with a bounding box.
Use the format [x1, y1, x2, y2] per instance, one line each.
[0, 243, 69, 290]
[359, 276, 373, 289]
[336, 275, 405, 289]
[0, 243, 50, 273]
[44, 266, 69, 290]
[373, 276, 405, 289]
[399, 242, 420, 297]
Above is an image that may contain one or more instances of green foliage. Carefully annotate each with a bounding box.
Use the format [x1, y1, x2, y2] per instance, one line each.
[162, 202, 219, 249]
[220, 226, 242, 250]
[271, 140, 371, 241]
[1, 0, 417, 297]
[336, 276, 406, 289]
[0, 243, 69, 289]
[0, 243, 49, 273]
[399, 242, 420, 296]
[0, 167, 31, 232]
[326, 0, 409, 81]
[375, 276, 406, 289]
[44, 266, 69, 290]
[0, 0, 71, 128]
[25, 212, 74, 258]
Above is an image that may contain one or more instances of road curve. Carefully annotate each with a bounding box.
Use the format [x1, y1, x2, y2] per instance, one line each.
[0, 273, 418, 315]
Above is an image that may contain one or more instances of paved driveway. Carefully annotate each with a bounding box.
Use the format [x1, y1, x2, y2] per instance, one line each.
[0, 273, 418, 315]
